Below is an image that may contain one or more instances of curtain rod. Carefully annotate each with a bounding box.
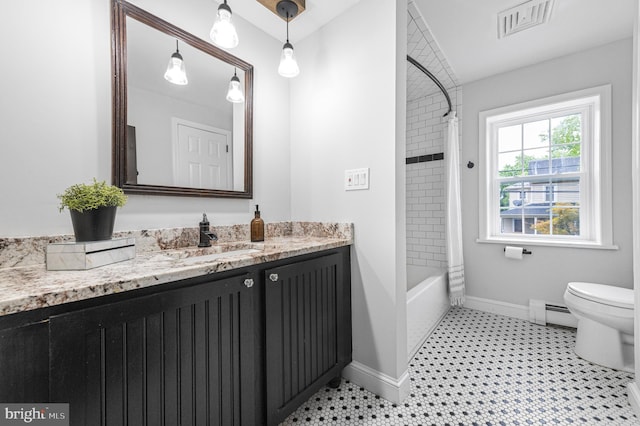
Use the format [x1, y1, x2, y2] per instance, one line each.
[406, 55, 453, 117]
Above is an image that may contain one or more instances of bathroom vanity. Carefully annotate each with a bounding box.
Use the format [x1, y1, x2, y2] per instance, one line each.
[0, 223, 352, 426]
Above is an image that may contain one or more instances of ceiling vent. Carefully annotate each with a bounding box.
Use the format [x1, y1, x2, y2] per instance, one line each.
[498, 0, 555, 39]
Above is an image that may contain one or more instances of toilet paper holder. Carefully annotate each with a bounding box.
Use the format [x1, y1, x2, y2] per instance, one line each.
[503, 247, 532, 255]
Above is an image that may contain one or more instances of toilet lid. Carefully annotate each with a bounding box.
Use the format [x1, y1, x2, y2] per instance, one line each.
[567, 282, 634, 309]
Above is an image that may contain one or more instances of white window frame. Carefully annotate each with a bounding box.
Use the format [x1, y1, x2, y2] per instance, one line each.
[478, 85, 616, 249]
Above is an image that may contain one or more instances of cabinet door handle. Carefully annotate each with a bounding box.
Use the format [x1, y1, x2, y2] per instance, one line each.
[244, 278, 254, 288]
[269, 273, 279, 282]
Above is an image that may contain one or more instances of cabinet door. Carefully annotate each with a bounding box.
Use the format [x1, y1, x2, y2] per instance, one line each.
[264, 252, 351, 425]
[0, 320, 49, 402]
[49, 273, 258, 426]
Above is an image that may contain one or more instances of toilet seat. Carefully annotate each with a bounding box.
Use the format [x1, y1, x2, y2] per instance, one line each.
[567, 282, 633, 310]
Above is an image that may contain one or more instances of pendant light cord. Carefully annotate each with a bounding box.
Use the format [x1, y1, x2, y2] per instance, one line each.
[286, 12, 290, 43]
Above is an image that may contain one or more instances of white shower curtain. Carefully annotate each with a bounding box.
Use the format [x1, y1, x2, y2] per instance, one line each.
[445, 112, 465, 306]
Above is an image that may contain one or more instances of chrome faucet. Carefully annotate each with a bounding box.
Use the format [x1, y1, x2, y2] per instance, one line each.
[198, 213, 218, 247]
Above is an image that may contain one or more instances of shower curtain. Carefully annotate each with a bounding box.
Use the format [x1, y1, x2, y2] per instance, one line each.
[445, 112, 465, 306]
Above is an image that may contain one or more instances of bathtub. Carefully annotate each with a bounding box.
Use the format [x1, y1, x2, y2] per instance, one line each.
[407, 265, 450, 359]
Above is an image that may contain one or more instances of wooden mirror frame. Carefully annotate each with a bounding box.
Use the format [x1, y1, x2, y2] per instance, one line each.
[111, 0, 253, 198]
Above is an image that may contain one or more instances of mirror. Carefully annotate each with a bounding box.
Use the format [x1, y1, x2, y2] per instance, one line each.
[112, 0, 253, 198]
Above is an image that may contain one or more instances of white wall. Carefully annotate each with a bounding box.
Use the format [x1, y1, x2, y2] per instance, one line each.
[290, 0, 409, 400]
[461, 38, 634, 307]
[0, 0, 291, 237]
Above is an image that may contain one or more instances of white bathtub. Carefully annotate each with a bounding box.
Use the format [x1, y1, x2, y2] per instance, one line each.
[407, 265, 450, 359]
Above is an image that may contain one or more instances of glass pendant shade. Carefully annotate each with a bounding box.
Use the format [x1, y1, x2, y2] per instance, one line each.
[226, 73, 244, 103]
[210, 2, 239, 49]
[164, 44, 188, 85]
[278, 42, 300, 78]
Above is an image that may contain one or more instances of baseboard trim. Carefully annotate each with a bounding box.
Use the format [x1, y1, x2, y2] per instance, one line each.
[628, 382, 640, 416]
[342, 361, 410, 404]
[464, 295, 529, 321]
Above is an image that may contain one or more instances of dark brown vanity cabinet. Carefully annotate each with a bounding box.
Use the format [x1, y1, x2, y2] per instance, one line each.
[0, 320, 50, 402]
[264, 252, 352, 425]
[0, 247, 351, 426]
[48, 272, 259, 426]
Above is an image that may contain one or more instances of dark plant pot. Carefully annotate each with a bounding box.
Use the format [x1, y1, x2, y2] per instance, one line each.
[69, 206, 117, 242]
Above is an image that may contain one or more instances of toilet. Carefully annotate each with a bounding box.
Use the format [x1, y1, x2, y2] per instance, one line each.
[563, 282, 634, 372]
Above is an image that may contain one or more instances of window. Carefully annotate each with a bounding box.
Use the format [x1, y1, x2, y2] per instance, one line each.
[478, 85, 615, 248]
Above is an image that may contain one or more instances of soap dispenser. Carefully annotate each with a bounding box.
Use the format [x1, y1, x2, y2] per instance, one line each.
[250, 205, 264, 242]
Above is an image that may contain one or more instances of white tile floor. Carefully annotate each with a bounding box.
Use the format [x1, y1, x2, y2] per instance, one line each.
[281, 307, 638, 425]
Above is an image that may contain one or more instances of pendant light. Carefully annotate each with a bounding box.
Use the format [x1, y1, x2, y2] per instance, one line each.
[210, 0, 239, 49]
[164, 40, 188, 85]
[277, 0, 300, 78]
[226, 69, 244, 103]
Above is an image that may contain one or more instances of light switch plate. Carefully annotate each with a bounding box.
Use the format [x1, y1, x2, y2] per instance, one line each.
[345, 168, 369, 191]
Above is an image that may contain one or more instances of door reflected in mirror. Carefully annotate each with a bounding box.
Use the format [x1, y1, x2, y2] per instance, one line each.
[112, 0, 253, 198]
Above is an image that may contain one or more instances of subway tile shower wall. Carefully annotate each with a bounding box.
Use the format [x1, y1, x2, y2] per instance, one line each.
[406, 148, 446, 268]
[406, 4, 462, 269]
[405, 85, 461, 269]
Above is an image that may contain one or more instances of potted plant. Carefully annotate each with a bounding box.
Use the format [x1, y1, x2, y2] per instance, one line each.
[58, 179, 128, 242]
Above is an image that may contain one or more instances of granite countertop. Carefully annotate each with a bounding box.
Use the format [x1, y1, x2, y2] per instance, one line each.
[0, 222, 353, 318]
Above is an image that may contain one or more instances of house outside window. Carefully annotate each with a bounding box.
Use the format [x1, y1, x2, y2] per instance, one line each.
[478, 85, 615, 248]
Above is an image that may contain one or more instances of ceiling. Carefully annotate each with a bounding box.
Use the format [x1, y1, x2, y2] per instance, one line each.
[413, 0, 636, 84]
[233, 0, 636, 85]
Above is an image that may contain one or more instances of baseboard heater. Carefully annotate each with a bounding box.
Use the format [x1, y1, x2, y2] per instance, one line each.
[529, 299, 578, 328]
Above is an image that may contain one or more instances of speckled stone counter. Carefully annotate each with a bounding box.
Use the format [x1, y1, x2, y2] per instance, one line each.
[0, 222, 353, 317]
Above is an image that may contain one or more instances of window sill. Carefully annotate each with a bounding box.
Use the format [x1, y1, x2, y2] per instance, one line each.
[476, 237, 619, 250]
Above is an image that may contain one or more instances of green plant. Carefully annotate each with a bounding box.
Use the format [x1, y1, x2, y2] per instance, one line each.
[58, 179, 127, 213]
[531, 203, 579, 236]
